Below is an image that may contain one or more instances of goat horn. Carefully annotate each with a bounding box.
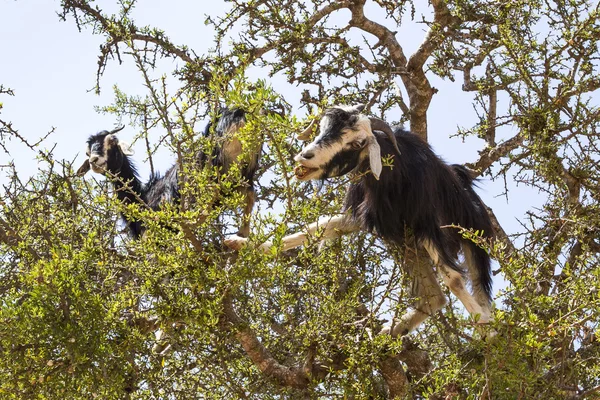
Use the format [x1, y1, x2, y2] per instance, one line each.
[109, 125, 126, 135]
[297, 118, 318, 141]
[369, 117, 401, 156]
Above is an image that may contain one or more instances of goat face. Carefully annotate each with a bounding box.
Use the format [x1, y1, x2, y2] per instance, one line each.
[294, 104, 385, 181]
[77, 126, 133, 176]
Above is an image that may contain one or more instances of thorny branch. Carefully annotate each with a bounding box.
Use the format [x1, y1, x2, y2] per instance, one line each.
[60, 0, 205, 92]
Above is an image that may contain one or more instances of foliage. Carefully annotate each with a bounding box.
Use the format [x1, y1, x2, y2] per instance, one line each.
[1, 0, 600, 398]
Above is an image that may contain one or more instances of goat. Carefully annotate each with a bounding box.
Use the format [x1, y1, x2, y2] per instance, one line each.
[76, 125, 175, 238]
[225, 104, 494, 337]
[77, 107, 260, 239]
[199, 107, 261, 237]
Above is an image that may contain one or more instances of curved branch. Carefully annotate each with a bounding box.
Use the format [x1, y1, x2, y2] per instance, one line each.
[61, 0, 200, 91]
[466, 134, 524, 175]
[407, 0, 458, 71]
[347, 0, 455, 139]
[222, 294, 311, 389]
[379, 354, 409, 398]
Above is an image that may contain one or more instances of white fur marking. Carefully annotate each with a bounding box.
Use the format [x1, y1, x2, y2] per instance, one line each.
[440, 268, 489, 323]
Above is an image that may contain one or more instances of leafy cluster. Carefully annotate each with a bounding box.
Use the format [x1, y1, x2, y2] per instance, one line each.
[1, 0, 600, 399]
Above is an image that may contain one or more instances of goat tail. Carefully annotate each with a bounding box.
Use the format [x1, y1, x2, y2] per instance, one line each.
[451, 164, 477, 186]
[463, 239, 493, 304]
[451, 163, 494, 304]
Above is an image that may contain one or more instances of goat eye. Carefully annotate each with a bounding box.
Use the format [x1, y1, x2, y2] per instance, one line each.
[351, 140, 366, 150]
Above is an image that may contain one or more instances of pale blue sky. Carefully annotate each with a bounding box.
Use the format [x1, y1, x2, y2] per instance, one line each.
[1, 0, 540, 295]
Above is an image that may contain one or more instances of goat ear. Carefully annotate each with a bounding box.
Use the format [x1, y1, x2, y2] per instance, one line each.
[118, 140, 134, 156]
[367, 136, 382, 180]
[76, 159, 91, 176]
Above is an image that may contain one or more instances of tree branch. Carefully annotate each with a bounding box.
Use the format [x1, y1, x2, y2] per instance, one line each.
[466, 134, 524, 175]
[379, 354, 409, 398]
[222, 294, 311, 389]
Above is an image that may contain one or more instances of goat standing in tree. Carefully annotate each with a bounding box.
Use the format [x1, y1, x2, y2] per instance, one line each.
[199, 108, 261, 237]
[77, 108, 260, 238]
[225, 104, 494, 337]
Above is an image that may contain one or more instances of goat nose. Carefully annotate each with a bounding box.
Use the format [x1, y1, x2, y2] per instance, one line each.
[302, 150, 315, 160]
[89, 155, 99, 163]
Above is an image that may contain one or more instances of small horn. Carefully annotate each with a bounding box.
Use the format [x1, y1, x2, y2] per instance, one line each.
[369, 117, 401, 156]
[109, 125, 125, 135]
[297, 118, 318, 141]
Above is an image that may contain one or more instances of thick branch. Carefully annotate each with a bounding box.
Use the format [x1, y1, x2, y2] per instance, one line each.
[349, 0, 458, 139]
[406, 0, 458, 71]
[222, 295, 311, 389]
[379, 354, 409, 398]
[397, 338, 434, 382]
[484, 203, 516, 257]
[466, 134, 524, 175]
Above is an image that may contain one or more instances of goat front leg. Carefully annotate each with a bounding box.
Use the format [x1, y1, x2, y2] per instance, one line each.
[224, 214, 359, 253]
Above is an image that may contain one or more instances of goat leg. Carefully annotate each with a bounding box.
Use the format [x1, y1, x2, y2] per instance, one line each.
[224, 214, 359, 253]
[236, 188, 256, 238]
[380, 258, 447, 337]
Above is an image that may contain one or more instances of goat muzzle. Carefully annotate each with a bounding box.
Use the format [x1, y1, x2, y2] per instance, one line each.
[76, 159, 91, 176]
[293, 164, 319, 180]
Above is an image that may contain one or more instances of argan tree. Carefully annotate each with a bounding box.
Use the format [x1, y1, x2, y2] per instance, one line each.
[1, 0, 599, 398]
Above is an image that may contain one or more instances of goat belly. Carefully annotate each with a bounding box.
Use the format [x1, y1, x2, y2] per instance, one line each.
[344, 181, 406, 242]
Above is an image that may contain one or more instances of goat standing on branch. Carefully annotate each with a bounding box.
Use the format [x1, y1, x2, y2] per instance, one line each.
[77, 108, 260, 239]
[76, 125, 174, 238]
[200, 108, 261, 238]
[225, 104, 495, 337]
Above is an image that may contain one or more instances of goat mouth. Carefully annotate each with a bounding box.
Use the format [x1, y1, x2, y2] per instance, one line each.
[91, 162, 107, 173]
[294, 164, 320, 180]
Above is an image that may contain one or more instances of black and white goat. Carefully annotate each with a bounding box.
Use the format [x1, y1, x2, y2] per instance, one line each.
[225, 104, 494, 336]
[200, 108, 261, 237]
[77, 108, 260, 239]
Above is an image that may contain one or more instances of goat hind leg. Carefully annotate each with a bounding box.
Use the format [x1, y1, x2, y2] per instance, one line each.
[381, 259, 447, 337]
[237, 187, 255, 238]
[439, 267, 496, 339]
[439, 267, 491, 325]
[462, 245, 493, 320]
[422, 239, 491, 324]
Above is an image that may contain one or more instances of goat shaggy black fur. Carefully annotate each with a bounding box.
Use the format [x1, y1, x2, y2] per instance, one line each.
[78, 107, 260, 239]
[225, 104, 495, 336]
[344, 128, 493, 299]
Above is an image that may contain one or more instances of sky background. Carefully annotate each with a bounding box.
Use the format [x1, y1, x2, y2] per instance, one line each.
[1, 0, 541, 295]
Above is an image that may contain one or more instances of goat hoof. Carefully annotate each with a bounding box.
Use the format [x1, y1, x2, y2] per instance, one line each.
[379, 326, 391, 335]
[379, 323, 410, 338]
[236, 228, 250, 238]
[224, 235, 248, 251]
